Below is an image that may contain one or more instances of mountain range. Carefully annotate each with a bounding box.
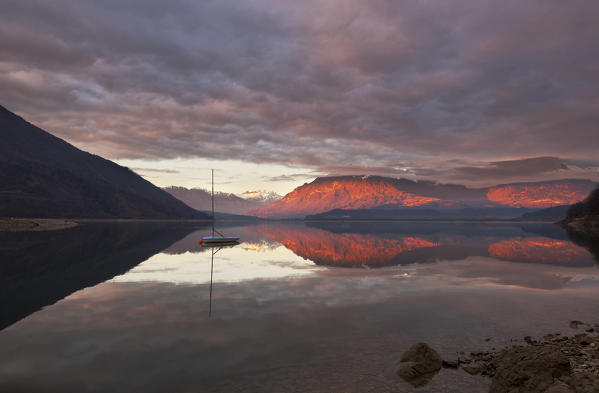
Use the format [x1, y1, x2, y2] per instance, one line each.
[249, 176, 596, 219]
[561, 185, 599, 260]
[240, 189, 281, 204]
[0, 105, 207, 219]
[2, 105, 596, 222]
[565, 186, 599, 226]
[163, 187, 280, 215]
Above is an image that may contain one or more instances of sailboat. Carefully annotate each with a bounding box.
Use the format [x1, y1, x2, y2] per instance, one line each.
[200, 169, 240, 246]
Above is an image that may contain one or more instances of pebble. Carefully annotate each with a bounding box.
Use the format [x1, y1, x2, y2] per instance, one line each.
[570, 320, 585, 329]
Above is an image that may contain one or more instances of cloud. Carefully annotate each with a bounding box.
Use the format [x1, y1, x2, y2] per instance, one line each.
[131, 168, 180, 174]
[453, 157, 568, 179]
[1, 0, 599, 185]
[318, 165, 412, 178]
[408, 157, 599, 186]
[261, 173, 315, 182]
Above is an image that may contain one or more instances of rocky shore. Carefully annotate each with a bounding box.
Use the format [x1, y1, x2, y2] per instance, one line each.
[0, 218, 77, 231]
[560, 185, 599, 260]
[398, 321, 599, 392]
[563, 217, 599, 235]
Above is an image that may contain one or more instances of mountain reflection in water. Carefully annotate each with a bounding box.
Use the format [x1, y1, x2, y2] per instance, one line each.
[253, 224, 439, 267]
[488, 237, 589, 264]
[0, 222, 205, 331]
[1, 221, 598, 393]
[246, 222, 597, 267]
[1, 220, 597, 333]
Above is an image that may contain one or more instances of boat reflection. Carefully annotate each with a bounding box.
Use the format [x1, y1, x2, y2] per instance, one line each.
[203, 242, 239, 319]
[248, 222, 597, 268]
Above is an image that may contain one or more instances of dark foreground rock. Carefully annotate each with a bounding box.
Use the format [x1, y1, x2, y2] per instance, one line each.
[458, 323, 599, 393]
[396, 342, 443, 387]
[489, 345, 572, 392]
[398, 322, 599, 392]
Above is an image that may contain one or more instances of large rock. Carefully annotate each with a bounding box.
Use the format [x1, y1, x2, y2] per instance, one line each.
[396, 343, 442, 387]
[489, 345, 571, 393]
[455, 330, 599, 393]
[544, 381, 574, 393]
[561, 372, 599, 393]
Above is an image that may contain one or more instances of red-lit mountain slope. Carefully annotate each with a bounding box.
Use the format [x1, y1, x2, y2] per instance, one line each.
[487, 180, 595, 208]
[247, 176, 442, 218]
[248, 176, 595, 218]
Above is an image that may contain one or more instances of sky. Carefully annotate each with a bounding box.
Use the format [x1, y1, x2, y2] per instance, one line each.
[1, 0, 598, 195]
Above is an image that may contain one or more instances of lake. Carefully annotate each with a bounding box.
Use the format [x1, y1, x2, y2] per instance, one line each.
[1, 221, 598, 393]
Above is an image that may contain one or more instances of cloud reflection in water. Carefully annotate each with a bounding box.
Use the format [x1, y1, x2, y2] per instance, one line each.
[112, 222, 598, 291]
[1, 222, 599, 393]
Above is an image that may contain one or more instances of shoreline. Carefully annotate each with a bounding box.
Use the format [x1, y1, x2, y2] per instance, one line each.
[0, 218, 78, 232]
[398, 320, 599, 392]
[1, 216, 562, 223]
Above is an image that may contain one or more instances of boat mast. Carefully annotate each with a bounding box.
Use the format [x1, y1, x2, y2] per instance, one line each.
[211, 168, 214, 236]
[209, 247, 215, 319]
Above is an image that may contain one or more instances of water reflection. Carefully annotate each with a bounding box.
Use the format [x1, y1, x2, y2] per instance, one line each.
[247, 222, 597, 267]
[1, 221, 598, 393]
[112, 237, 320, 284]
[0, 222, 204, 331]
[204, 244, 239, 319]
[564, 225, 599, 262]
[109, 222, 599, 292]
[152, 221, 597, 268]
[488, 237, 589, 264]
[2, 221, 597, 332]
[253, 224, 440, 267]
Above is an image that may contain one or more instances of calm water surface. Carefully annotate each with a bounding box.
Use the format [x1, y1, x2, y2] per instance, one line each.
[0, 221, 598, 393]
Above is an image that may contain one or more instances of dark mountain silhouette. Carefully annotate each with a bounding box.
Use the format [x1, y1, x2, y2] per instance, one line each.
[0, 221, 205, 331]
[0, 105, 208, 218]
[516, 205, 572, 222]
[564, 186, 599, 224]
[562, 186, 599, 261]
[249, 175, 595, 218]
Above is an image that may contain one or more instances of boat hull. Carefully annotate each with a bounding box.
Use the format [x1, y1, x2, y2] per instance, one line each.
[200, 237, 240, 245]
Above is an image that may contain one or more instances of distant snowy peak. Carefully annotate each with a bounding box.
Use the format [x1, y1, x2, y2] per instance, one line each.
[240, 189, 282, 203]
[163, 187, 282, 215]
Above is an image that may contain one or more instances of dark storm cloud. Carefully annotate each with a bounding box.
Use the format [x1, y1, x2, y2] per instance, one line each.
[408, 156, 599, 186]
[1, 0, 599, 184]
[453, 157, 568, 179]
